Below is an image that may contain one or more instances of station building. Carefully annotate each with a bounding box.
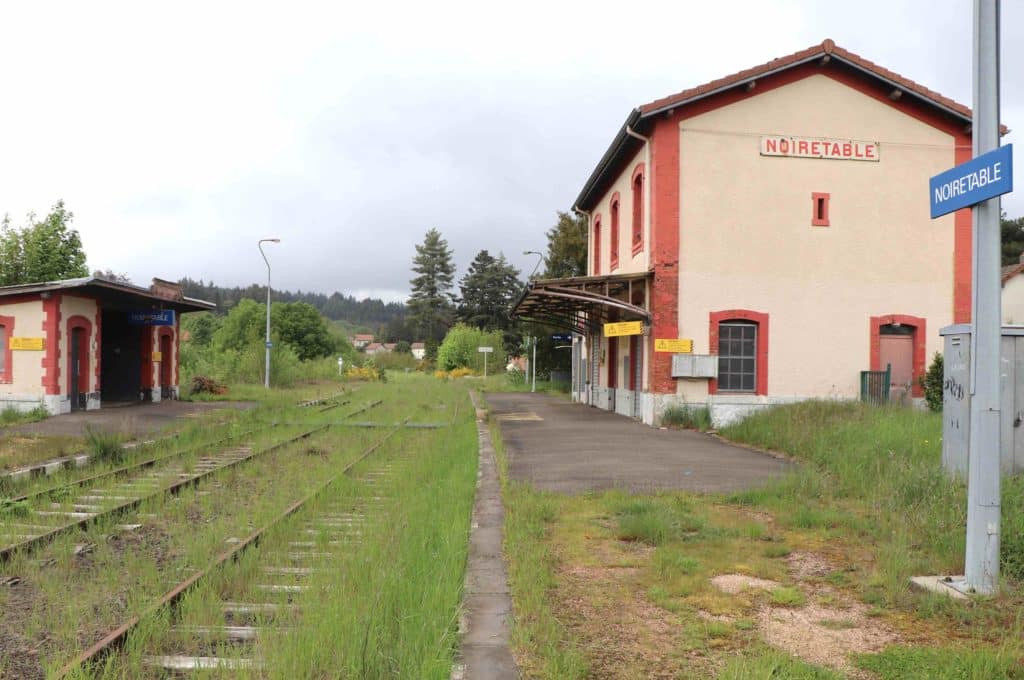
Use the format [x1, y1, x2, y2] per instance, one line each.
[513, 39, 996, 426]
[0, 277, 214, 414]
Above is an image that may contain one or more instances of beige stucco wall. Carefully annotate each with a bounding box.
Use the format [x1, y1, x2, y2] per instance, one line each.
[676, 73, 956, 399]
[588, 147, 649, 276]
[60, 295, 99, 395]
[0, 300, 45, 396]
[1003, 275, 1024, 324]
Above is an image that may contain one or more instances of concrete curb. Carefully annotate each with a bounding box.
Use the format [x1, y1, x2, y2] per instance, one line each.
[454, 393, 518, 679]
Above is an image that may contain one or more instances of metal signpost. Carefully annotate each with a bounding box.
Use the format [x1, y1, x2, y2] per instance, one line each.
[478, 346, 493, 378]
[928, 0, 1012, 596]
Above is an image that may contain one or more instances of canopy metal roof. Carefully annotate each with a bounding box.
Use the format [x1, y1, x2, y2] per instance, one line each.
[0, 277, 215, 313]
[510, 271, 651, 334]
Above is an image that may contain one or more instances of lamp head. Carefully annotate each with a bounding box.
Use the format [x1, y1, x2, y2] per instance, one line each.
[260, 238, 281, 243]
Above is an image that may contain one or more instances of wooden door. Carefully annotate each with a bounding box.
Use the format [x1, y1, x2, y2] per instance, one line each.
[880, 334, 913, 402]
[70, 327, 86, 410]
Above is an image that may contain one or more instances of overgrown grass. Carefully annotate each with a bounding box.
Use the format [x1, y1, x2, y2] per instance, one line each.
[0, 405, 49, 427]
[855, 644, 1024, 679]
[489, 414, 588, 679]
[83, 426, 128, 465]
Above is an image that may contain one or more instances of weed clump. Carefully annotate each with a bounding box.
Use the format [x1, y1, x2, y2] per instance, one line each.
[84, 426, 127, 464]
[189, 375, 227, 396]
[661, 404, 712, 431]
[614, 497, 706, 545]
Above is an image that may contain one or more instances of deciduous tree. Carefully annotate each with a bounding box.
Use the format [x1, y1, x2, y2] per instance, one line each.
[0, 201, 88, 285]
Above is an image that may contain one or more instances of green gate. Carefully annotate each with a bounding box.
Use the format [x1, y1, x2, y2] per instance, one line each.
[860, 363, 891, 404]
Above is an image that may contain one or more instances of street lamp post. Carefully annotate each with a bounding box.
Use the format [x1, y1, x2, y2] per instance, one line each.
[258, 238, 281, 389]
[523, 250, 544, 280]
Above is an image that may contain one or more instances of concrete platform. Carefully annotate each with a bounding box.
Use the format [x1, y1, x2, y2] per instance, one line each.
[2, 399, 255, 438]
[486, 392, 792, 494]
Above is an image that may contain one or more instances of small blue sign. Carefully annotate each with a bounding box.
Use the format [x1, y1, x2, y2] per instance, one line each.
[127, 310, 175, 326]
[551, 333, 572, 342]
[930, 144, 1013, 218]
[265, 341, 273, 348]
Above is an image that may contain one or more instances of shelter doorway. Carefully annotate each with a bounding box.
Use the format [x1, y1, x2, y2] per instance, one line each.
[879, 324, 914, 402]
[100, 309, 143, 403]
[69, 327, 88, 411]
[159, 333, 172, 398]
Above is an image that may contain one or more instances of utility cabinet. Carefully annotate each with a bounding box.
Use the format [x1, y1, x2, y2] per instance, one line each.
[940, 324, 1024, 477]
[671, 354, 718, 379]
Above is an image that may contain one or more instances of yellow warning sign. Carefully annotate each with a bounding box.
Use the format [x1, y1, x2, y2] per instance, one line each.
[655, 338, 693, 353]
[603, 321, 644, 337]
[152, 351, 163, 362]
[10, 337, 45, 351]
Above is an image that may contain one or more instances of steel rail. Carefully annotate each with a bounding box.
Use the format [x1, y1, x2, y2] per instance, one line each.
[9, 426, 264, 505]
[58, 419, 407, 677]
[0, 424, 331, 563]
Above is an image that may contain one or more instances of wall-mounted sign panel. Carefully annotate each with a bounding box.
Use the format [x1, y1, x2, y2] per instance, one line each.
[10, 337, 45, 351]
[760, 136, 879, 162]
[604, 321, 644, 337]
[152, 351, 163, 362]
[929, 144, 1013, 218]
[655, 339, 693, 353]
[128, 310, 175, 326]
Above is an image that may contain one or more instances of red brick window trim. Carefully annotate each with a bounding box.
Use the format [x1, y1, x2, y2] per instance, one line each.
[592, 213, 602, 275]
[869, 314, 926, 398]
[610, 192, 620, 271]
[631, 164, 644, 255]
[812, 192, 830, 226]
[0, 315, 14, 384]
[709, 309, 769, 396]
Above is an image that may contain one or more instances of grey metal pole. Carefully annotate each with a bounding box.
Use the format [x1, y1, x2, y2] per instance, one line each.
[483, 350, 488, 379]
[258, 238, 280, 390]
[531, 336, 537, 393]
[962, 0, 1002, 595]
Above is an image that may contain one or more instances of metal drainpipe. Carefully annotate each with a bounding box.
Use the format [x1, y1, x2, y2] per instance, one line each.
[572, 205, 592, 403]
[625, 125, 651, 400]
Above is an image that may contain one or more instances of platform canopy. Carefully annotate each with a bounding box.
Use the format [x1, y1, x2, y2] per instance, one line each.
[510, 271, 651, 334]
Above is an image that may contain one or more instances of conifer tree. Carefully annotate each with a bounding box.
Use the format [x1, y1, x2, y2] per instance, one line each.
[457, 249, 522, 331]
[407, 228, 456, 346]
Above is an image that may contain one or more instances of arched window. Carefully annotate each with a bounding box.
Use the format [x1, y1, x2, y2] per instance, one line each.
[610, 193, 620, 271]
[631, 164, 644, 254]
[592, 214, 602, 275]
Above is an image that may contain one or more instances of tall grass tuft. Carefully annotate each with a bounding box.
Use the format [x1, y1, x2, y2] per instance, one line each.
[660, 404, 712, 430]
[83, 426, 127, 465]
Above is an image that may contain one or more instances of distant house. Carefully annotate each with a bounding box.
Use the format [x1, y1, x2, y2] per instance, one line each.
[383, 343, 397, 352]
[1003, 254, 1024, 323]
[351, 334, 374, 349]
[364, 342, 387, 355]
[411, 342, 426, 360]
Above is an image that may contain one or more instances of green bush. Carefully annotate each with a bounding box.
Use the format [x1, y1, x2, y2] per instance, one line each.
[920, 352, 943, 412]
[661, 404, 712, 430]
[437, 324, 506, 373]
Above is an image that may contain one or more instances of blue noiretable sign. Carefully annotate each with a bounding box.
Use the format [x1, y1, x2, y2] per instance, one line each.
[551, 333, 572, 342]
[930, 144, 1013, 219]
[265, 341, 273, 348]
[128, 310, 175, 326]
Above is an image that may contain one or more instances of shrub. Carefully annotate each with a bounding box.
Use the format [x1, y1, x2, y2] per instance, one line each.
[661, 404, 712, 430]
[371, 351, 418, 372]
[190, 376, 227, 395]
[345, 365, 382, 382]
[437, 324, 506, 373]
[920, 352, 943, 412]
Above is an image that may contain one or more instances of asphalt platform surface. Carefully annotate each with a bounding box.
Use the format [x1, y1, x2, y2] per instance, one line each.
[486, 392, 791, 494]
[3, 400, 255, 438]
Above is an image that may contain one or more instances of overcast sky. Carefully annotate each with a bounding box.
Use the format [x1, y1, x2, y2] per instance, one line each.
[1, 1, 1021, 302]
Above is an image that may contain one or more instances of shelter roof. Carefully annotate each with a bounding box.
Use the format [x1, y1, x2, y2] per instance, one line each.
[510, 271, 650, 334]
[0, 277, 215, 312]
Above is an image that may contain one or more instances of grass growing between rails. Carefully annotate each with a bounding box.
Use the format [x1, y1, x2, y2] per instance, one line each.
[489, 398, 1024, 677]
[86, 377, 477, 679]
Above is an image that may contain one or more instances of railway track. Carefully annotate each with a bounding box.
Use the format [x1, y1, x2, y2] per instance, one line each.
[0, 425, 327, 563]
[0, 398, 385, 563]
[60, 418, 409, 677]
